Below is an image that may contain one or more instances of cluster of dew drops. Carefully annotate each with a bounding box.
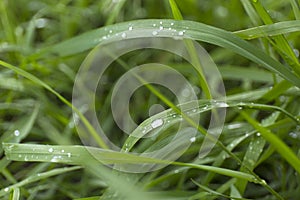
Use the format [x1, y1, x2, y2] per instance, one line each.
[98, 21, 187, 42]
[11, 129, 72, 163]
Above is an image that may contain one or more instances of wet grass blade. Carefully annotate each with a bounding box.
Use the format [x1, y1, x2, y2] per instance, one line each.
[234, 20, 300, 40]
[3, 143, 258, 183]
[36, 19, 300, 88]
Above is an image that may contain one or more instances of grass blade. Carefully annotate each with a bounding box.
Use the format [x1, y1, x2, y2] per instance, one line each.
[0, 166, 81, 197]
[234, 20, 300, 40]
[36, 19, 300, 88]
[241, 111, 300, 174]
[3, 143, 258, 183]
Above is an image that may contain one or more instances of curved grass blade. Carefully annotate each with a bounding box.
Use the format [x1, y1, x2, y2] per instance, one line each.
[234, 20, 300, 40]
[37, 19, 300, 88]
[123, 100, 299, 152]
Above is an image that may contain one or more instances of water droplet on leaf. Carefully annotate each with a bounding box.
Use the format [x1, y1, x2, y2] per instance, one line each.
[190, 137, 196, 142]
[152, 31, 158, 36]
[151, 119, 164, 128]
[121, 33, 127, 38]
[14, 130, 20, 136]
[178, 31, 184, 36]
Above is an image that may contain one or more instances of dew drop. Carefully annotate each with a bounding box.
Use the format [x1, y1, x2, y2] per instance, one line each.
[174, 170, 179, 173]
[51, 156, 59, 162]
[61, 149, 64, 153]
[152, 31, 158, 36]
[24, 156, 28, 161]
[178, 31, 184, 36]
[4, 187, 9, 192]
[159, 26, 163, 30]
[151, 119, 164, 128]
[121, 32, 127, 38]
[109, 30, 113, 33]
[67, 153, 71, 158]
[14, 130, 20, 136]
[18, 154, 22, 158]
[153, 24, 156, 27]
[215, 102, 229, 108]
[128, 26, 133, 31]
[190, 137, 196, 143]
[48, 148, 54, 153]
[256, 132, 261, 137]
[159, 21, 163, 25]
[171, 22, 174, 26]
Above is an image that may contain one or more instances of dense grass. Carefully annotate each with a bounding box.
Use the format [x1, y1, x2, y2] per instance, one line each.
[1, 0, 300, 199]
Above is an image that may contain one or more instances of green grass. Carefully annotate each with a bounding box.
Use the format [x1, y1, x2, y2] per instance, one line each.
[1, 0, 300, 199]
